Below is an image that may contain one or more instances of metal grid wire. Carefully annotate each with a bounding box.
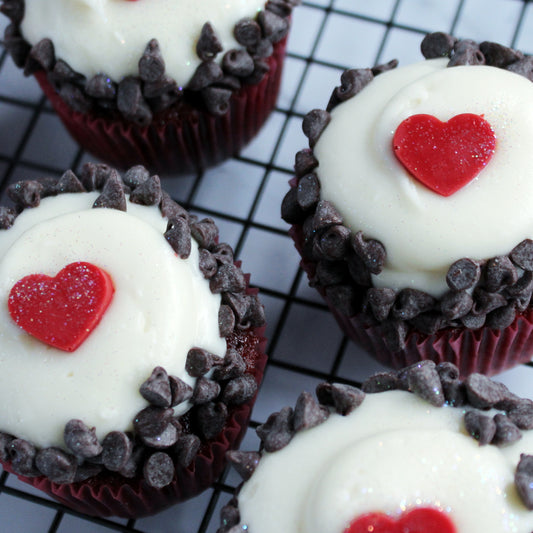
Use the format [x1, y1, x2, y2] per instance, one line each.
[1, 1, 533, 531]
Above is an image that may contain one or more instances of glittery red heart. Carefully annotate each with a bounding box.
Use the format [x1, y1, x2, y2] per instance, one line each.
[8, 262, 114, 352]
[393, 113, 496, 197]
[345, 508, 456, 533]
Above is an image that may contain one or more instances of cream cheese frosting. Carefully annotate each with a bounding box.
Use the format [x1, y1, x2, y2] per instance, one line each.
[0, 192, 226, 449]
[236, 391, 533, 533]
[20, 0, 266, 86]
[314, 58, 533, 297]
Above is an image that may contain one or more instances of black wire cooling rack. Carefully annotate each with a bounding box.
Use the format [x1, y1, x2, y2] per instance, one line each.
[2, 1, 533, 532]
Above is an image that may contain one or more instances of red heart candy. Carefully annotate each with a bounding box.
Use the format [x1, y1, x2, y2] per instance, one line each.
[8, 262, 115, 352]
[393, 113, 496, 197]
[345, 507, 456, 533]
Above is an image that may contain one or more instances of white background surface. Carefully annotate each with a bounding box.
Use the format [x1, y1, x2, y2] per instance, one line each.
[1, 1, 533, 532]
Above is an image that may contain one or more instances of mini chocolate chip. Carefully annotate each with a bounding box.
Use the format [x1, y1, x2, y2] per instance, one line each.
[55, 169, 85, 194]
[313, 200, 344, 229]
[223, 292, 251, 326]
[479, 41, 523, 67]
[133, 406, 174, 438]
[164, 217, 192, 259]
[314, 225, 350, 260]
[123, 165, 149, 189]
[464, 410, 496, 445]
[515, 454, 533, 509]
[196, 401, 228, 440]
[420, 32, 456, 58]
[0, 1, 24, 23]
[246, 41, 273, 62]
[9, 439, 39, 476]
[226, 450, 261, 481]
[174, 434, 201, 468]
[119, 445, 144, 478]
[139, 39, 165, 82]
[494, 392, 524, 412]
[222, 375, 258, 405]
[35, 447, 77, 484]
[117, 76, 152, 126]
[265, 0, 295, 17]
[216, 73, 241, 91]
[210, 264, 247, 294]
[351, 231, 386, 275]
[366, 288, 396, 322]
[471, 288, 506, 316]
[160, 192, 189, 221]
[313, 260, 349, 286]
[85, 73, 116, 99]
[213, 242, 235, 264]
[484, 256, 518, 292]
[393, 289, 435, 321]
[506, 56, 533, 81]
[196, 22, 223, 61]
[64, 419, 102, 458]
[102, 431, 133, 471]
[296, 173, 321, 213]
[201, 86, 232, 115]
[486, 303, 516, 329]
[446, 258, 481, 291]
[192, 377, 221, 405]
[169, 375, 194, 406]
[441, 379, 467, 407]
[188, 60, 224, 91]
[465, 374, 509, 410]
[93, 172, 127, 211]
[0, 433, 13, 461]
[409, 311, 447, 335]
[80, 162, 115, 191]
[144, 452, 175, 488]
[7, 180, 43, 208]
[129, 174, 162, 206]
[511, 239, 533, 271]
[59, 82, 93, 113]
[212, 349, 246, 381]
[316, 383, 365, 415]
[281, 186, 305, 224]
[362, 372, 399, 393]
[505, 271, 533, 312]
[440, 290, 473, 320]
[24, 38, 55, 75]
[295, 149, 319, 176]
[219, 304, 236, 337]
[73, 462, 103, 483]
[302, 109, 331, 147]
[256, 406, 294, 452]
[382, 319, 409, 352]
[508, 400, 533, 430]
[325, 284, 358, 316]
[0, 206, 16, 229]
[436, 362, 460, 381]
[371, 59, 399, 76]
[403, 361, 445, 407]
[258, 10, 289, 42]
[347, 251, 371, 286]
[141, 422, 180, 449]
[234, 18, 262, 47]
[140, 367, 172, 407]
[449, 39, 485, 66]
[190, 218, 218, 249]
[243, 294, 266, 328]
[492, 413, 522, 446]
[199, 249, 218, 279]
[327, 68, 373, 112]
[186, 348, 218, 377]
[3, 23, 30, 68]
[223, 49, 255, 77]
[293, 391, 329, 432]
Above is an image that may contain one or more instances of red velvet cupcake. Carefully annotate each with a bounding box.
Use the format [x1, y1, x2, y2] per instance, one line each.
[0, 163, 267, 517]
[1, 0, 299, 174]
[282, 32, 533, 376]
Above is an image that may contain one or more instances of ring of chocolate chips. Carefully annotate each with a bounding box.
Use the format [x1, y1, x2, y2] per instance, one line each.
[218, 360, 533, 532]
[281, 32, 533, 352]
[0, 163, 265, 489]
[0, 0, 300, 124]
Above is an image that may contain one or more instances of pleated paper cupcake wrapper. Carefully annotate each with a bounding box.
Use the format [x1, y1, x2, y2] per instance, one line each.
[289, 222, 533, 377]
[1, 283, 268, 518]
[34, 37, 287, 175]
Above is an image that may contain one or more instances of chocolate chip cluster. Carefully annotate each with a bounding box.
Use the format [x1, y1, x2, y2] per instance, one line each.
[0, 163, 265, 488]
[0, 0, 300, 124]
[218, 361, 533, 532]
[281, 33, 533, 351]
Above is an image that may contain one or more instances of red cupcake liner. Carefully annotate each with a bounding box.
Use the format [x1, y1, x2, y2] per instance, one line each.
[34, 37, 287, 175]
[289, 221, 533, 377]
[1, 288, 268, 518]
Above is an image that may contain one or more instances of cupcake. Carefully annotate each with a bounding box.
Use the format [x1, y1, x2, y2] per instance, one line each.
[220, 361, 533, 533]
[0, 163, 267, 518]
[0, 0, 299, 174]
[281, 32, 533, 376]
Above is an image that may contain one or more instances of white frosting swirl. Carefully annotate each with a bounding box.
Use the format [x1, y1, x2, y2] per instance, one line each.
[314, 59, 533, 296]
[237, 391, 533, 533]
[20, 0, 266, 86]
[0, 193, 226, 448]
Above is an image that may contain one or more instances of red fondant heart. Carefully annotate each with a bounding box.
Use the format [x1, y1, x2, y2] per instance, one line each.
[345, 507, 456, 533]
[8, 262, 114, 352]
[393, 113, 496, 196]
